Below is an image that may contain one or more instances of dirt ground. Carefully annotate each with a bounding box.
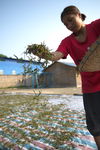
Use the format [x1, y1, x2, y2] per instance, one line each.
[0, 87, 82, 95]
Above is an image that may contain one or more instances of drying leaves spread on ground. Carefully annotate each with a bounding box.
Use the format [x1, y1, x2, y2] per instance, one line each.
[0, 93, 96, 150]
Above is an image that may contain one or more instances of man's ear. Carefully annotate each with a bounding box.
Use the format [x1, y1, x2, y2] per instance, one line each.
[78, 13, 82, 19]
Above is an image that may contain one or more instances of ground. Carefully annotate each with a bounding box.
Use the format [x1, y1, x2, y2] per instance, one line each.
[0, 87, 97, 150]
[0, 87, 82, 95]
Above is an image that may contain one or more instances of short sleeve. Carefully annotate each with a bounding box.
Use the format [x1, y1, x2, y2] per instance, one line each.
[56, 37, 70, 59]
[91, 19, 100, 36]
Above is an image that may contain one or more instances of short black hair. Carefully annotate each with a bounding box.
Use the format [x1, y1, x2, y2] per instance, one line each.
[61, 5, 86, 22]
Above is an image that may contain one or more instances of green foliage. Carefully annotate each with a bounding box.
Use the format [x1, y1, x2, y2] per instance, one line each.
[23, 42, 53, 74]
[26, 42, 52, 60]
[27, 42, 53, 64]
[13, 54, 25, 63]
[0, 54, 8, 58]
[22, 63, 39, 75]
[13, 54, 19, 59]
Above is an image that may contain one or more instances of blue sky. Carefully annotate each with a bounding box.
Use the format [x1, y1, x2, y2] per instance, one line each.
[0, 0, 100, 62]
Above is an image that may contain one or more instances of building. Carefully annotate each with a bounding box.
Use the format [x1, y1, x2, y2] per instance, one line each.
[39, 61, 80, 88]
[0, 57, 42, 75]
[0, 58, 81, 88]
[0, 57, 43, 88]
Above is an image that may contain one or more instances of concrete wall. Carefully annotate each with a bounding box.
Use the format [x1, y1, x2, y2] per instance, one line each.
[0, 75, 32, 88]
[0, 74, 82, 88]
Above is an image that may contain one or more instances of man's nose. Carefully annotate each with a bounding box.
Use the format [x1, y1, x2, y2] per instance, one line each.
[67, 23, 72, 29]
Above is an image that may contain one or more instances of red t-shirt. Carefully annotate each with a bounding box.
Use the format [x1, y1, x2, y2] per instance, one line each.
[57, 19, 100, 93]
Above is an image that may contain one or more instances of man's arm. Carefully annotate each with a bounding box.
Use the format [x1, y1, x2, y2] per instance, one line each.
[50, 51, 64, 61]
[26, 44, 64, 61]
[30, 50, 64, 61]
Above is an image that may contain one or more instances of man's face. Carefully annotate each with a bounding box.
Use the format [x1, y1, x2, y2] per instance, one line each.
[62, 13, 82, 33]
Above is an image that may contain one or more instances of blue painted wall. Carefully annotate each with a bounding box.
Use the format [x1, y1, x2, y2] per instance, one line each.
[0, 57, 43, 75]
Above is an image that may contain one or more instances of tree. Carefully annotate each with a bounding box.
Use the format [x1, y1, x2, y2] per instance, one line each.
[0, 54, 8, 58]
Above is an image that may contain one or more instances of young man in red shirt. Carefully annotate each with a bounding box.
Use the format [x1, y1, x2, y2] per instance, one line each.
[29, 5, 100, 149]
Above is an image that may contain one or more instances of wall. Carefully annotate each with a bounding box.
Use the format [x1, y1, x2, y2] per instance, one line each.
[0, 75, 32, 88]
[0, 74, 82, 88]
[0, 57, 43, 75]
